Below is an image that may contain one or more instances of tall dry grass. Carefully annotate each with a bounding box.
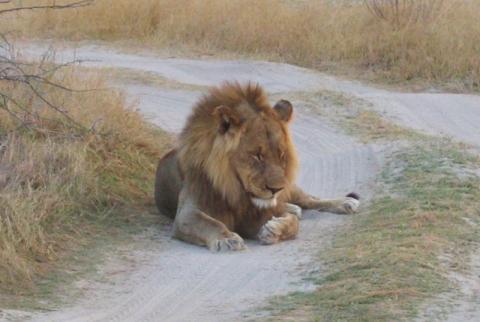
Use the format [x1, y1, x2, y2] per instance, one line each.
[10, 0, 480, 89]
[0, 58, 171, 292]
[364, 0, 447, 28]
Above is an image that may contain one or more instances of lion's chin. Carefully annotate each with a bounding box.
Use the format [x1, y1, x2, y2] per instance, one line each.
[251, 197, 277, 209]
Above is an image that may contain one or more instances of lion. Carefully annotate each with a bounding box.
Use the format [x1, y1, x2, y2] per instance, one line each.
[154, 82, 360, 251]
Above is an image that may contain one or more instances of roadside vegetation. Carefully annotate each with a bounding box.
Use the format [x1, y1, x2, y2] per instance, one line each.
[267, 91, 480, 320]
[95, 66, 207, 91]
[292, 90, 426, 142]
[0, 44, 171, 302]
[8, 0, 480, 91]
[268, 139, 480, 321]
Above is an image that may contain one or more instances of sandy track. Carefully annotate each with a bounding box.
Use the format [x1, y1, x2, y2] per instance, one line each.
[22, 44, 480, 147]
[18, 44, 382, 322]
[29, 99, 381, 322]
[14, 44, 480, 322]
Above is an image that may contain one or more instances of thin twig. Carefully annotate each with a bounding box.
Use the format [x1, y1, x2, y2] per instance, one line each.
[0, 0, 93, 15]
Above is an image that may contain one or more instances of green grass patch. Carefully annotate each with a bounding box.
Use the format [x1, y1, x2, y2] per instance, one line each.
[342, 109, 424, 143]
[95, 66, 207, 91]
[268, 140, 480, 321]
[287, 90, 426, 143]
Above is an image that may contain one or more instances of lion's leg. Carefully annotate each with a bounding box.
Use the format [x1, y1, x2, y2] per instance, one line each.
[173, 188, 246, 252]
[289, 185, 360, 215]
[257, 213, 299, 245]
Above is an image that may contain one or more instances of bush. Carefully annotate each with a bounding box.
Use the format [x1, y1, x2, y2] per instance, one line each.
[0, 44, 171, 291]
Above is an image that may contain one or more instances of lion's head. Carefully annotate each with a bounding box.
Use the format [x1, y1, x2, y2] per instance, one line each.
[177, 82, 298, 210]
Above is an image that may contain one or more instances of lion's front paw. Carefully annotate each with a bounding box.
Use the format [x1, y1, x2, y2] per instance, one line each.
[286, 203, 302, 219]
[209, 232, 246, 252]
[257, 217, 283, 245]
[340, 196, 360, 214]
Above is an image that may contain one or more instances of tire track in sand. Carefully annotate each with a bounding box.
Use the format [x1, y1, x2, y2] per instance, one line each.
[21, 44, 383, 322]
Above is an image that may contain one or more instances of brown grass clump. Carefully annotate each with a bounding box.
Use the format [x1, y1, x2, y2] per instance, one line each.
[8, 0, 480, 90]
[0, 57, 171, 292]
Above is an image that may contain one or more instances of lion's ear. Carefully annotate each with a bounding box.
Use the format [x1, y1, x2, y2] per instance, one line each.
[273, 100, 293, 122]
[212, 105, 242, 134]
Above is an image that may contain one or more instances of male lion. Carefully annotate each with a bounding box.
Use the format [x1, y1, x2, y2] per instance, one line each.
[155, 82, 360, 252]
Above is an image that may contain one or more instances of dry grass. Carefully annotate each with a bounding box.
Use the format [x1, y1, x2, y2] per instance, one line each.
[0, 60, 171, 293]
[364, 0, 447, 29]
[7, 0, 480, 90]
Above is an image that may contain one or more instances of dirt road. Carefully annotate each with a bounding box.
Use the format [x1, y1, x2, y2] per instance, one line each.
[13, 43, 480, 322]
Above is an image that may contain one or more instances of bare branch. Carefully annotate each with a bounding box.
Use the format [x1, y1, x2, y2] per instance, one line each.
[0, 0, 93, 16]
[0, 36, 94, 135]
[0, 3, 101, 137]
[25, 80, 87, 131]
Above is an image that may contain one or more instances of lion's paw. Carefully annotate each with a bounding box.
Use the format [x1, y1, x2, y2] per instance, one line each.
[286, 203, 302, 219]
[340, 196, 360, 214]
[209, 233, 246, 252]
[258, 217, 283, 245]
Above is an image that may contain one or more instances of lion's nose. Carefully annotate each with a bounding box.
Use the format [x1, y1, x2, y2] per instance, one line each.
[266, 186, 283, 195]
